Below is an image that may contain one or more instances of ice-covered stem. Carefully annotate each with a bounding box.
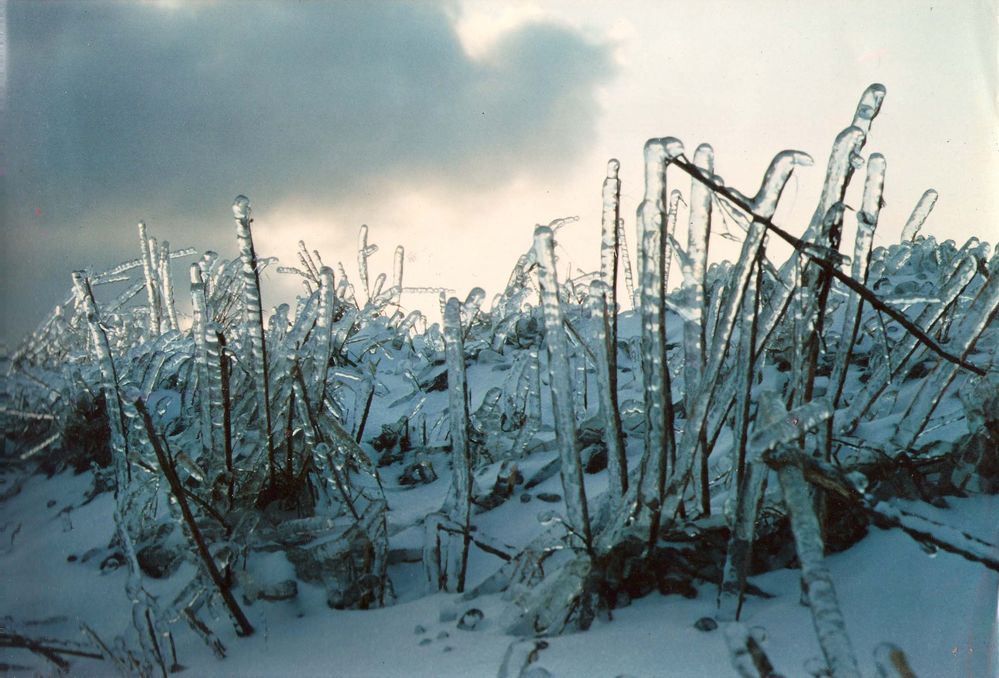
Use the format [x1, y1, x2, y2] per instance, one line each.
[209, 323, 232, 502]
[313, 266, 336, 407]
[158, 240, 179, 332]
[232, 194, 277, 491]
[900, 189, 938, 242]
[589, 280, 627, 504]
[634, 138, 682, 540]
[597, 150, 809, 553]
[392, 245, 404, 306]
[190, 264, 214, 457]
[722, 395, 835, 624]
[138, 221, 162, 337]
[851, 83, 887, 135]
[357, 224, 376, 303]
[671, 217, 765, 504]
[71, 271, 130, 490]
[512, 348, 542, 457]
[461, 287, 486, 340]
[599, 159, 622, 405]
[600, 158, 621, 314]
[782, 465, 859, 677]
[443, 297, 472, 591]
[723, 623, 780, 678]
[828, 155, 886, 409]
[733, 262, 761, 490]
[821, 155, 886, 462]
[534, 225, 592, 551]
[297, 239, 321, 281]
[370, 272, 387, 303]
[717, 455, 767, 622]
[755, 393, 857, 678]
[717, 266, 764, 623]
[683, 143, 714, 516]
[134, 397, 254, 637]
[792, 204, 848, 409]
[746, 120, 866, 364]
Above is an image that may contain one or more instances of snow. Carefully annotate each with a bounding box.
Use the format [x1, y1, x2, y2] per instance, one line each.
[2, 466, 996, 677]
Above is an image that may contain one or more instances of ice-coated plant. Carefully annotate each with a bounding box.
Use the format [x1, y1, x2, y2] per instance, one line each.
[3, 84, 996, 678]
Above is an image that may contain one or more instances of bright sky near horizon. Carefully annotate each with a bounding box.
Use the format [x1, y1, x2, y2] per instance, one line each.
[2, 0, 996, 343]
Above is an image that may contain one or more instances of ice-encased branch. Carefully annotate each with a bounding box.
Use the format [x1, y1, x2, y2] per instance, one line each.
[534, 225, 592, 551]
[669, 156, 986, 377]
[232, 195, 277, 490]
[71, 271, 130, 491]
[900, 189, 939, 242]
[588, 280, 627, 506]
[763, 446, 999, 572]
[138, 221, 162, 337]
[442, 296, 472, 591]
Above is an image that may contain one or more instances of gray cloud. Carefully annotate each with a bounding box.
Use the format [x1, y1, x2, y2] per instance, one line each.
[1, 1, 614, 342]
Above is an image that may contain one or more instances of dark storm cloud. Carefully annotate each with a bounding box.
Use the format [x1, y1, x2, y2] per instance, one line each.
[1, 1, 613, 341]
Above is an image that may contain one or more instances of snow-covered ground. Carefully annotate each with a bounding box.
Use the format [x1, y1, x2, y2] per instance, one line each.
[3, 466, 995, 677]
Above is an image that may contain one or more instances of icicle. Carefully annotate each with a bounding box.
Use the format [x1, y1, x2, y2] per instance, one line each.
[138, 222, 162, 337]
[71, 271, 129, 492]
[600, 159, 622, 297]
[336, 261, 357, 307]
[190, 264, 214, 456]
[816, 155, 889, 462]
[633, 138, 682, 537]
[512, 348, 542, 457]
[461, 287, 486, 328]
[589, 280, 626, 506]
[442, 297, 472, 591]
[357, 225, 376, 303]
[829, 155, 886, 403]
[778, 458, 860, 678]
[369, 272, 387, 304]
[683, 144, 714, 514]
[396, 310, 423, 337]
[851, 83, 887, 135]
[268, 303, 290, 345]
[312, 267, 336, 408]
[534, 226, 592, 550]
[232, 194, 276, 489]
[392, 245, 404, 306]
[205, 321, 226, 465]
[159, 240, 179, 332]
[900, 189, 939, 241]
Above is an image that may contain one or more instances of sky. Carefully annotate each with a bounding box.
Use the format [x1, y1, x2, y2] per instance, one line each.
[1, 0, 996, 344]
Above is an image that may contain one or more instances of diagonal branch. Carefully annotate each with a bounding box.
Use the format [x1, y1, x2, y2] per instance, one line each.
[134, 397, 255, 637]
[669, 154, 985, 377]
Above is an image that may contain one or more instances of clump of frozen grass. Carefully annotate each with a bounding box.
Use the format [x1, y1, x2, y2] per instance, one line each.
[1, 84, 997, 676]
